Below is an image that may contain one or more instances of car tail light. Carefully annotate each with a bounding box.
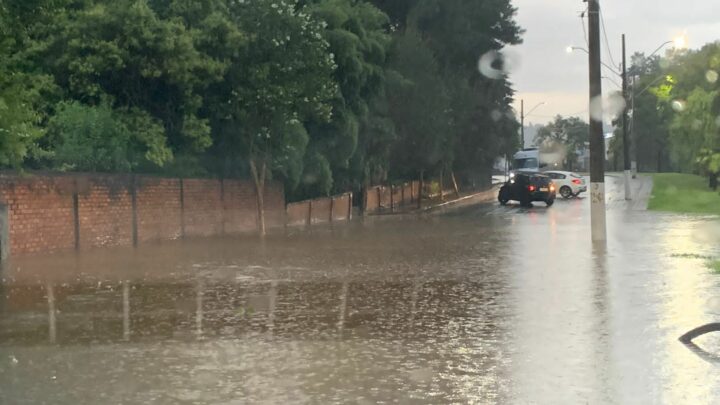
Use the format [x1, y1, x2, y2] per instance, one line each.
[550, 185, 555, 191]
[572, 179, 582, 185]
[528, 185, 536, 192]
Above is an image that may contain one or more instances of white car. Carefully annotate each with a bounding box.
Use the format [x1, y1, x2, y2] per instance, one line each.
[544, 171, 587, 198]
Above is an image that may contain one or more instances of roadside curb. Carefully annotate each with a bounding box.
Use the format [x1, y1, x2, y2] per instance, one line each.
[421, 186, 499, 214]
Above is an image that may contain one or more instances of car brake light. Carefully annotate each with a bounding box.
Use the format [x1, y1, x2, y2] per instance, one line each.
[528, 185, 536, 192]
[572, 179, 582, 185]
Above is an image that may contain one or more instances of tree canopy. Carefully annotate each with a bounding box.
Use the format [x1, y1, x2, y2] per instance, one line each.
[0, 0, 524, 198]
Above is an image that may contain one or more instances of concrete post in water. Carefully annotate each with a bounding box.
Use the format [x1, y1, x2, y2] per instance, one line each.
[337, 280, 348, 335]
[588, 0, 607, 242]
[46, 282, 56, 344]
[123, 281, 130, 341]
[196, 278, 204, 338]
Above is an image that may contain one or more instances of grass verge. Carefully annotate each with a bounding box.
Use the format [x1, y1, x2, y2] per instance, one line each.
[648, 173, 720, 215]
[709, 260, 720, 274]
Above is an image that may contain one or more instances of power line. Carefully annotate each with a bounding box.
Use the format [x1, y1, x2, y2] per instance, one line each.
[579, 8, 589, 47]
[599, 6, 618, 70]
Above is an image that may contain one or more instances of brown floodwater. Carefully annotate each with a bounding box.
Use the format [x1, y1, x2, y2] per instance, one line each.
[1, 176, 719, 404]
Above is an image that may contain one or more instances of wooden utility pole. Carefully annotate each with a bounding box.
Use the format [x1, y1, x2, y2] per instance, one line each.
[588, 0, 607, 242]
[621, 34, 632, 200]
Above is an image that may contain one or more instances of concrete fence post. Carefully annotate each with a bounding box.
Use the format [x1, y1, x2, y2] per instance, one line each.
[72, 179, 80, 250]
[348, 192, 353, 220]
[130, 175, 138, 247]
[179, 178, 186, 238]
[329, 196, 334, 223]
[0, 203, 9, 261]
[307, 200, 313, 226]
[376, 187, 381, 212]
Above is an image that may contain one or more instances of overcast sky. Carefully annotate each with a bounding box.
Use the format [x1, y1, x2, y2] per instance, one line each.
[508, 0, 720, 126]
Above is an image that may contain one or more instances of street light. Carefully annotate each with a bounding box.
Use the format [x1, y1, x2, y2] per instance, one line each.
[567, 46, 621, 76]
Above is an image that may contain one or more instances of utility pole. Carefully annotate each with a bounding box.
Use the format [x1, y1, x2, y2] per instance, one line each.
[588, 0, 606, 242]
[621, 34, 632, 200]
[520, 99, 525, 148]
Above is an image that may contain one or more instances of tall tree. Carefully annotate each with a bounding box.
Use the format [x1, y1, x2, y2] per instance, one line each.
[203, 0, 337, 234]
[535, 115, 589, 171]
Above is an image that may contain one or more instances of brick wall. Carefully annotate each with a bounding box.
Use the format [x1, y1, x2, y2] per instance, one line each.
[136, 178, 182, 242]
[363, 181, 420, 215]
[286, 201, 310, 227]
[77, 177, 133, 248]
[0, 177, 75, 254]
[331, 194, 351, 221]
[182, 179, 223, 237]
[221, 180, 258, 234]
[0, 173, 285, 257]
[286, 192, 352, 227]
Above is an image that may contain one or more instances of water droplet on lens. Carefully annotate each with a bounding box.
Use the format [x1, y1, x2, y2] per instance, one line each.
[706, 70, 719, 84]
[478, 51, 503, 80]
[671, 100, 686, 112]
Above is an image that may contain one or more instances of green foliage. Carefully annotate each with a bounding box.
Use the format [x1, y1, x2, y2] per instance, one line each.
[1, 0, 524, 201]
[0, 71, 48, 168]
[386, 30, 450, 177]
[628, 42, 720, 182]
[535, 115, 589, 171]
[205, 0, 336, 190]
[46, 101, 171, 171]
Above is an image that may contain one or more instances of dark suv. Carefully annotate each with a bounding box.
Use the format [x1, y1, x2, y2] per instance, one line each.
[498, 172, 556, 207]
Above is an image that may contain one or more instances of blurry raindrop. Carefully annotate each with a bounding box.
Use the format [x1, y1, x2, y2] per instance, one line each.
[708, 296, 720, 314]
[501, 49, 522, 75]
[589, 95, 604, 122]
[706, 70, 719, 84]
[478, 51, 503, 80]
[490, 110, 503, 122]
[605, 93, 627, 118]
[671, 100, 686, 112]
[10, 355, 18, 365]
[691, 119, 702, 130]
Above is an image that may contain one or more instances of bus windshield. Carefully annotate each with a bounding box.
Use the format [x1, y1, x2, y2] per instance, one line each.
[514, 158, 538, 169]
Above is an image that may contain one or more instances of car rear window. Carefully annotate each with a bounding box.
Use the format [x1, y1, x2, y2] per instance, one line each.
[570, 173, 583, 178]
[531, 176, 550, 185]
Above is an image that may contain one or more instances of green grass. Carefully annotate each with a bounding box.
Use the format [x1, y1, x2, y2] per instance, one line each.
[670, 253, 714, 260]
[708, 260, 720, 274]
[648, 173, 720, 215]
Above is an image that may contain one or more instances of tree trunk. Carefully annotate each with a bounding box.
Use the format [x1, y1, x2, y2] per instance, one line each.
[439, 168, 444, 202]
[250, 158, 267, 236]
[451, 171, 460, 198]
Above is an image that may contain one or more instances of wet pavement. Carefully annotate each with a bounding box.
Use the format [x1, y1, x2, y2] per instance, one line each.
[1, 175, 720, 404]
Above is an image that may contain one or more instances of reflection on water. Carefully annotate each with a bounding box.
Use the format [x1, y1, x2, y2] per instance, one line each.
[1, 191, 720, 403]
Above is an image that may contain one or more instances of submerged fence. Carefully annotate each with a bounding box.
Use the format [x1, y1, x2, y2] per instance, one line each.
[363, 181, 420, 214]
[286, 192, 353, 227]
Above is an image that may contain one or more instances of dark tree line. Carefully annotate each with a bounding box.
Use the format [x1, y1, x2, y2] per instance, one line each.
[0, 0, 524, 203]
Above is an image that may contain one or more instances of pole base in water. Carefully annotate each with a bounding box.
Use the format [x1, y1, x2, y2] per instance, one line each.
[590, 182, 606, 242]
[624, 170, 632, 201]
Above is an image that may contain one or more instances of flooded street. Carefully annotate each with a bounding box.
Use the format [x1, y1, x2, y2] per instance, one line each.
[1, 176, 720, 404]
